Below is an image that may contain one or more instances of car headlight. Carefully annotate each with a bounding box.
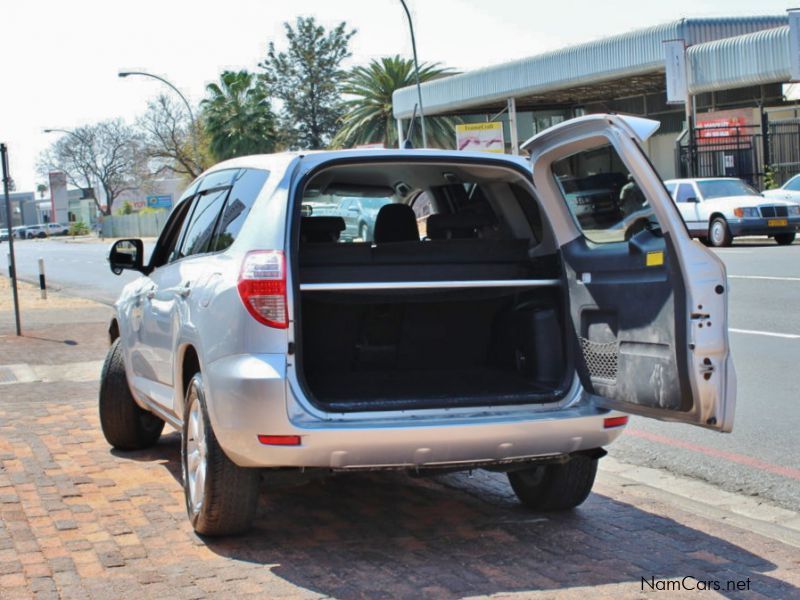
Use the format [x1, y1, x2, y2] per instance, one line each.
[788, 205, 800, 216]
[733, 207, 759, 218]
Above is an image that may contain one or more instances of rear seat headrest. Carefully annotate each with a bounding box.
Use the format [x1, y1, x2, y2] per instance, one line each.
[301, 216, 345, 243]
[373, 203, 419, 243]
[426, 213, 496, 240]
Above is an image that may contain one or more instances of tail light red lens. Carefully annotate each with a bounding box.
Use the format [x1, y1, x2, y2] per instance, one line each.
[258, 435, 301, 446]
[238, 250, 288, 328]
[603, 416, 629, 428]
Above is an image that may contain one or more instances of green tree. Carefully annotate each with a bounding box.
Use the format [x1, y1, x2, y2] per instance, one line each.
[260, 16, 356, 149]
[201, 70, 278, 161]
[36, 183, 48, 198]
[333, 56, 458, 149]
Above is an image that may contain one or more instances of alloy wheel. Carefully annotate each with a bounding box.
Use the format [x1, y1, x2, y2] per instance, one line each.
[185, 394, 207, 515]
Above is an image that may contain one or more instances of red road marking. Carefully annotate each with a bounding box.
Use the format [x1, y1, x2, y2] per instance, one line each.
[626, 429, 800, 481]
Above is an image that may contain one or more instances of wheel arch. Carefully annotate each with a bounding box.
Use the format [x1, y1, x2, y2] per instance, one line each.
[177, 344, 201, 416]
[708, 212, 728, 226]
[108, 319, 120, 344]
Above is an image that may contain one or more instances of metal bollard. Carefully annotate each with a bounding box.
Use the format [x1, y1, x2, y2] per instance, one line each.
[38, 258, 47, 300]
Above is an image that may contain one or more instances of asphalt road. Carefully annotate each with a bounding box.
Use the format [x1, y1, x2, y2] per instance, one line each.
[2, 236, 799, 510]
[1, 237, 155, 305]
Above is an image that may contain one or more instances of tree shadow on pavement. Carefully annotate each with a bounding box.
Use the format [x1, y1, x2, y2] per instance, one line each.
[121, 432, 798, 600]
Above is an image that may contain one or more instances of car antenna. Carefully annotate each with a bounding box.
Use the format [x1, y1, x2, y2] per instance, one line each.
[403, 104, 418, 149]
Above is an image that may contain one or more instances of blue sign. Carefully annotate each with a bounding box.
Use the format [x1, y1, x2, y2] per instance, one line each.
[146, 194, 173, 209]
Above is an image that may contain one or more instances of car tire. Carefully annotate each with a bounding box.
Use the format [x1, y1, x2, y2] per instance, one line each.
[774, 233, 796, 246]
[508, 455, 598, 511]
[99, 339, 164, 450]
[709, 218, 732, 247]
[358, 223, 369, 241]
[182, 372, 260, 536]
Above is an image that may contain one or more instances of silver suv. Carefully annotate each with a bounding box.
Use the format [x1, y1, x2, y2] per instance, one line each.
[101, 115, 736, 536]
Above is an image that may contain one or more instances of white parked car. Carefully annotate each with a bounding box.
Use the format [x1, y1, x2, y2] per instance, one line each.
[101, 114, 735, 535]
[762, 173, 800, 203]
[663, 178, 800, 247]
[46, 222, 69, 236]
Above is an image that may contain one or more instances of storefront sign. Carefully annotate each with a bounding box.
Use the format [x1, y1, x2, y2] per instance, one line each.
[456, 122, 504, 153]
[146, 194, 173, 209]
[664, 39, 688, 104]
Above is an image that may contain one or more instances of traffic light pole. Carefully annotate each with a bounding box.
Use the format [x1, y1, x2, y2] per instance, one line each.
[1, 143, 21, 336]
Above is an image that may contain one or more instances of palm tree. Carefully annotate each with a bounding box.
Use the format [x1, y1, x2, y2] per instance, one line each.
[201, 70, 278, 161]
[333, 56, 458, 149]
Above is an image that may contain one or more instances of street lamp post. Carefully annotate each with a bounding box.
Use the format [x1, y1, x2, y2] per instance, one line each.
[118, 70, 200, 163]
[398, 0, 427, 148]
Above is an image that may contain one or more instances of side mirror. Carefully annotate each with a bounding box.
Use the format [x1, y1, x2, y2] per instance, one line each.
[347, 205, 360, 212]
[686, 197, 699, 203]
[108, 239, 145, 275]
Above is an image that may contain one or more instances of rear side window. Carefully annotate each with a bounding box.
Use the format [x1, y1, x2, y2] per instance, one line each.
[178, 188, 230, 258]
[210, 169, 269, 252]
[552, 143, 655, 244]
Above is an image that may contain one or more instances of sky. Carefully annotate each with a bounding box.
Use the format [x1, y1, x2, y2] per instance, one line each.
[1, 0, 797, 191]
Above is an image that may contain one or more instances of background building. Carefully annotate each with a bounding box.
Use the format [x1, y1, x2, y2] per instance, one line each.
[393, 13, 800, 187]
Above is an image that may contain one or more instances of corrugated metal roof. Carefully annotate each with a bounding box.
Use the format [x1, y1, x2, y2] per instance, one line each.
[392, 16, 787, 118]
[687, 26, 791, 94]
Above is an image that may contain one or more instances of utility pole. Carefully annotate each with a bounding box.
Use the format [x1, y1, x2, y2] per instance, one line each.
[399, 0, 427, 148]
[1, 143, 21, 335]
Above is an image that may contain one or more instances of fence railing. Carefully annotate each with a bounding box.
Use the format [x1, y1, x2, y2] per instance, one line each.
[101, 212, 168, 238]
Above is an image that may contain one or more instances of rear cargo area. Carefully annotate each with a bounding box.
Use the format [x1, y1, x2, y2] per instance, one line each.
[301, 287, 567, 411]
[294, 160, 571, 411]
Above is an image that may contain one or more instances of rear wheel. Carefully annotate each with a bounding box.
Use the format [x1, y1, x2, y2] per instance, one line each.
[99, 339, 164, 450]
[774, 233, 796, 246]
[508, 455, 598, 511]
[709, 218, 732, 247]
[182, 373, 260, 536]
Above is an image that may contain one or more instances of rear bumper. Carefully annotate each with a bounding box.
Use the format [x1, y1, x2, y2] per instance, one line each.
[727, 217, 800, 237]
[203, 353, 626, 469]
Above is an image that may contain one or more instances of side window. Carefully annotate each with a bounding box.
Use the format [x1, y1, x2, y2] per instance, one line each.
[153, 198, 194, 268]
[675, 183, 695, 203]
[785, 177, 800, 192]
[552, 143, 655, 244]
[210, 169, 269, 252]
[178, 189, 230, 258]
[664, 182, 677, 199]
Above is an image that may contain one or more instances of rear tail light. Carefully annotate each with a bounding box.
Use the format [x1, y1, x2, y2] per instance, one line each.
[237, 250, 288, 328]
[603, 416, 629, 428]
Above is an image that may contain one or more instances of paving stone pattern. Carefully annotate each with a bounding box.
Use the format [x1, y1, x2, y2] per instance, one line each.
[1, 321, 799, 599]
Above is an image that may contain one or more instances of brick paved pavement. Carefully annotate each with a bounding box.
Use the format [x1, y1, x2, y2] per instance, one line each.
[1, 314, 799, 599]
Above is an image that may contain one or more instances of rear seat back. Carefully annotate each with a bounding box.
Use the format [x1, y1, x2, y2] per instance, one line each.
[301, 217, 345, 243]
[426, 213, 496, 240]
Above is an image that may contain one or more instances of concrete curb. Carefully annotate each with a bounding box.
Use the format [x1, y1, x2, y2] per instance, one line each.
[599, 456, 800, 548]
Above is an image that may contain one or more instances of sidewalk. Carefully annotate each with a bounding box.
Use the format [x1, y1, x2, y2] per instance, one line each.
[1, 289, 799, 599]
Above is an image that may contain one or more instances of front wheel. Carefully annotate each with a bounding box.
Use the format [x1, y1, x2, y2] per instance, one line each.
[99, 339, 164, 450]
[358, 222, 369, 241]
[774, 233, 796, 246]
[508, 455, 598, 511]
[709, 218, 732, 247]
[182, 373, 261, 536]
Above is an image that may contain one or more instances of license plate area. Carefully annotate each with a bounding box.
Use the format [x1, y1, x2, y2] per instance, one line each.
[768, 219, 788, 227]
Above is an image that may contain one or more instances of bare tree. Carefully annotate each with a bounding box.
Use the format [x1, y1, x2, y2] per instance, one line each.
[39, 120, 144, 216]
[137, 94, 205, 179]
